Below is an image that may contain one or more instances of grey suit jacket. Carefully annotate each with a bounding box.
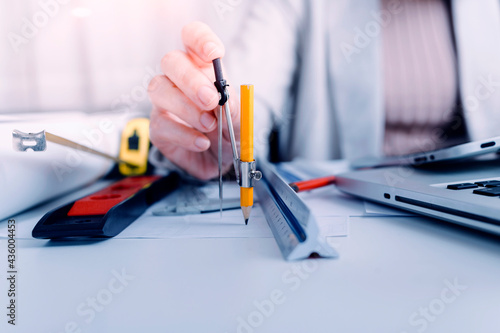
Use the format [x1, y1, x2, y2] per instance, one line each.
[225, 0, 500, 162]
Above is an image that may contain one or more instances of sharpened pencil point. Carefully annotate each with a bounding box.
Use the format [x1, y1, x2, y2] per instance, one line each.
[242, 206, 252, 225]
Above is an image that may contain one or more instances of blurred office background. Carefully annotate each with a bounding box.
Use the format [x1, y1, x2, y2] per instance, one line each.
[0, 0, 249, 115]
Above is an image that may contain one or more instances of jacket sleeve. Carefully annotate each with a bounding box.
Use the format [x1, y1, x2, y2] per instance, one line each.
[223, 0, 305, 161]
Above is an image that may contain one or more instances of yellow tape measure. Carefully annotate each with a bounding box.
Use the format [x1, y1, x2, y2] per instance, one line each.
[119, 118, 150, 176]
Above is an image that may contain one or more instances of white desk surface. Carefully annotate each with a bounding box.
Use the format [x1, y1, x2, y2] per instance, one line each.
[2, 158, 500, 333]
[1, 212, 500, 332]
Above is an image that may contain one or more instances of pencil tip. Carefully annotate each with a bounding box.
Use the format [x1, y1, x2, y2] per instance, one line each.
[242, 206, 252, 225]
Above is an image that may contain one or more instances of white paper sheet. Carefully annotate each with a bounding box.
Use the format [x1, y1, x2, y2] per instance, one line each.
[0, 179, 349, 240]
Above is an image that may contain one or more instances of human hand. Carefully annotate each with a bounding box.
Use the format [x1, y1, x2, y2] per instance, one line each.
[148, 21, 240, 180]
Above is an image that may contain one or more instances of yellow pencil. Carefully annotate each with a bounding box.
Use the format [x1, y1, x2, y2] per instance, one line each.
[240, 84, 254, 224]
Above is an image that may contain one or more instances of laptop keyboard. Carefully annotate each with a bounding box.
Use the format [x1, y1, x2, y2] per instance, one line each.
[447, 179, 500, 196]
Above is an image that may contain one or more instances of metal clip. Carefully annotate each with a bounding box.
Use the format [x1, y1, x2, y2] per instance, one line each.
[239, 161, 262, 188]
[12, 130, 47, 152]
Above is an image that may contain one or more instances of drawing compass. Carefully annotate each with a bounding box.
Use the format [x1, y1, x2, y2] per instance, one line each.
[212, 58, 261, 217]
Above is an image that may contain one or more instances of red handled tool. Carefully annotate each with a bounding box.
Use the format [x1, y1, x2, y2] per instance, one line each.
[32, 174, 180, 239]
[289, 176, 337, 193]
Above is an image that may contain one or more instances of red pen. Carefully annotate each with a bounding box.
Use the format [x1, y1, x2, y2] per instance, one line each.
[289, 176, 337, 193]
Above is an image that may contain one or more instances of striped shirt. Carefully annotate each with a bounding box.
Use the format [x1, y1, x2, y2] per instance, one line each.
[382, 0, 466, 156]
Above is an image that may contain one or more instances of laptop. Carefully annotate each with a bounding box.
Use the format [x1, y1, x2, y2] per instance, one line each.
[351, 135, 500, 169]
[336, 157, 500, 235]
